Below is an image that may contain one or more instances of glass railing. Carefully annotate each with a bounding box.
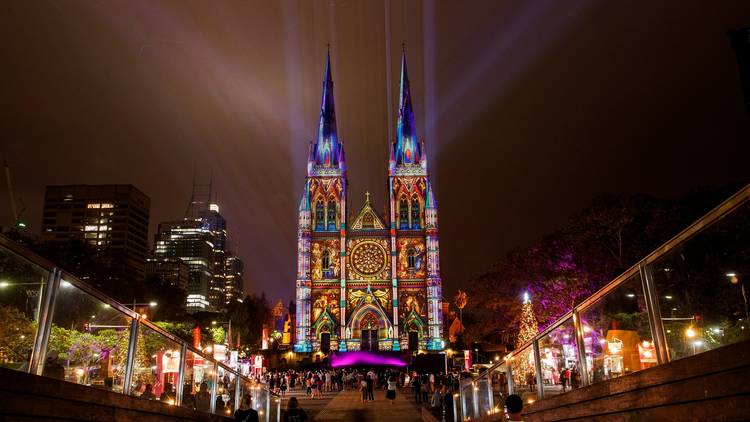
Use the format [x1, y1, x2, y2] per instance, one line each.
[0, 234, 278, 420]
[464, 184, 750, 420]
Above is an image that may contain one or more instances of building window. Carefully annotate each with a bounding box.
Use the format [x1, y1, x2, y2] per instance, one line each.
[411, 198, 421, 229]
[407, 248, 416, 270]
[315, 200, 324, 230]
[399, 198, 409, 230]
[327, 200, 336, 231]
[322, 250, 331, 278]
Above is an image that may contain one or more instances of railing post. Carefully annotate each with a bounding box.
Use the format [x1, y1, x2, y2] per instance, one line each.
[486, 375, 494, 415]
[640, 262, 670, 365]
[123, 318, 140, 395]
[452, 393, 458, 422]
[506, 360, 514, 395]
[176, 343, 187, 406]
[30, 267, 61, 376]
[472, 381, 479, 417]
[210, 362, 218, 414]
[533, 340, 544, 400]
[573, 310, 589, 387]
[235, 374, 242, 412]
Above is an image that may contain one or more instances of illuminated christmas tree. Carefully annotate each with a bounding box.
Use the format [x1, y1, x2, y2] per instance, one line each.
[515, 292, 538, 385]
[517, 292, 538, 346]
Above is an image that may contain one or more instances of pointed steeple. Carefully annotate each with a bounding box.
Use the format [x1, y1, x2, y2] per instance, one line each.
[394, 46, 421, 166]
[313, 47, 340, 169]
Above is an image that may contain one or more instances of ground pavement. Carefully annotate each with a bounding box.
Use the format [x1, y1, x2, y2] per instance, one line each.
[312, 388, 423, 422]
[276, 385, 340, 421]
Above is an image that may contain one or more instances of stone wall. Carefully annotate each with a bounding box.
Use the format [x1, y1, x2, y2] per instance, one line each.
[0, 367, 231, 421]
[522, 339, 750, 421]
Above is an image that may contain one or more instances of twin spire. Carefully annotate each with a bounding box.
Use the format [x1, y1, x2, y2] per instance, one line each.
[310, 46, 423, 175]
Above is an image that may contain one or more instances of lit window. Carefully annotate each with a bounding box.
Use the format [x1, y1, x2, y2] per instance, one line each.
[87, 203, 101, 209]
[100, 203, 114, 209]
[99, 225, 108, 231]
[85, 225, 98, 231]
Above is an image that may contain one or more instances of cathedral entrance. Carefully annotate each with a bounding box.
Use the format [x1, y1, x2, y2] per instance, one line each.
[320, 332, 331, 353]
[359, 311, 380, 351]
[408, 330, 419, 351]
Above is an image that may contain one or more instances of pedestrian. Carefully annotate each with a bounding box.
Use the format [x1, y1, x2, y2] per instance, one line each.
[140, 384, 156, 400]
[366, 374, 375, 401]
[386, 375, 398, 404]
[280, 377, 288, 397]
[195, 382, 212, 413]
[504, 394, 524, 422]
[159, 382, 175, 404]
[412, 374, 421, 404]
[360, 377, 368, 402]
[235, 393, 259, 422]
[283, 397, 308, 422]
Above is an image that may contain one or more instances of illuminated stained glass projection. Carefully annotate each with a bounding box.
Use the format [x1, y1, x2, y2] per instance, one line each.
[347, 239, 390, 280]
[399, 288, 427, 321]
[397, 238, 426, 279]
[310, 239, 340, 280]
[312, 288, 340, 323]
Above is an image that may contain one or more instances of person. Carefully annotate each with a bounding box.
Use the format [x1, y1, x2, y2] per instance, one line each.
[386, 375, 397, 404]
[194, 382, 212, 413]
[366, 374, 375, 401]
[140, 384, 156, 400]
[283, 396, 308, 422]
[280, 377, 288, 397]
[421, 376, 430, 404]
[504, 394, 523, 422]
[159, 382, 175, 404]
[360, 377, 368, 402]
[412, 374, 422, 404]
[430, 386, 442, 408]
[235, 393, 259, 422]
[43, 351, 64, 380]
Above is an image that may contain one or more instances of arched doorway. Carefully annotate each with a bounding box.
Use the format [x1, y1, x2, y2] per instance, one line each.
[408, 329, 419, 351]
[360, 311, 380, 351]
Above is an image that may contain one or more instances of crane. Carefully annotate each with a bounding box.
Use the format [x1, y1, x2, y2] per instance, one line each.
[4, 160, 27, 231]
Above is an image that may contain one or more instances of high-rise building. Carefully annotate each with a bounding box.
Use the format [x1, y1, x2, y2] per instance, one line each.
[40, 185, 149, 299]
[144, 257, 190, 290]
[153, 220, 214, 312]
[294, 50, 445, 353]
[198, 204, 227, 310]
[223, 253, 244, 305]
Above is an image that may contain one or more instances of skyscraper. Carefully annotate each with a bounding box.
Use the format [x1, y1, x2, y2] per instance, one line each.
[40, 184, 150, 300]
[153, 220, 214, 312]
[294, 50, 444, 353]
[223, 253, 244, 305]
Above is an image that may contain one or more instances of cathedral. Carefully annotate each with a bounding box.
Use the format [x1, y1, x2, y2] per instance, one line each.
[294, 49, 444, 354]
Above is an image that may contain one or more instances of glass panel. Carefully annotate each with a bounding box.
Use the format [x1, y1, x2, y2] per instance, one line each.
[460, 379, 476, 420]
[215, 365, 237, 416]
[0, 247, 48, 372]
[651, 203, 750, 361]
[538, 318, 580, 397]
[129, 323, 181, 404]
[489, 363, 509, 414]
[44, 279, 132, 393]
[181, 350, 216, 412]
[477, 376, 492, 417]
[509, 345, 537, 404]
[580, 274, 654, 384]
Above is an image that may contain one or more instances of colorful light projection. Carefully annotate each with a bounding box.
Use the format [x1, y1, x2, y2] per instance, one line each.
[330, 351, 407, 368]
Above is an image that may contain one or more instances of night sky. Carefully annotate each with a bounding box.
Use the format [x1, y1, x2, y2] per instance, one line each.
[1, 1, 749, 303]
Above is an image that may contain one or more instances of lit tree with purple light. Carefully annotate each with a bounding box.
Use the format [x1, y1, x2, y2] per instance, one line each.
[515, 291, 538, 384]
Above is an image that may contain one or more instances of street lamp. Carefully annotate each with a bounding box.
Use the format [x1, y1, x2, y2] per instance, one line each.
[130, 300, 158, 318]
[726, 272, 750, 323]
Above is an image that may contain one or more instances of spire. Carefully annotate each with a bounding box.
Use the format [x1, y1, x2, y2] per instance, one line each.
[394, 46, 421, 166]
[314, 46, 340, 168]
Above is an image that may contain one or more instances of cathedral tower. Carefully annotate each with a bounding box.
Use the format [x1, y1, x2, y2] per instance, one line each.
[295, 48, 444, 354]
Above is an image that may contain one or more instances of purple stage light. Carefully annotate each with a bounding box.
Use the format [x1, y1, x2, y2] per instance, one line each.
[330, 351, 407, 368]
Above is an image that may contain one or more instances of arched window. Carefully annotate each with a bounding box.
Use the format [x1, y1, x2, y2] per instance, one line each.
[407, 248, 416, 270]
[411, 198, 421, 229]
[321, 250, 331, 277]
[399, 197, 409, 230]
[315, 200, 324, 230]
[327, 200, 337, 231]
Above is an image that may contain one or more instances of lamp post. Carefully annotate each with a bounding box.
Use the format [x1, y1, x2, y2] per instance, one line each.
[130, 300, 158, 318]
[726, 273, 750, 323]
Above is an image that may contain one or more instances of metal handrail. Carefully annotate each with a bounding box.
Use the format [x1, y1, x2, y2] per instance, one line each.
[469, 184, 750, 412]
[0, 233, 264, 417]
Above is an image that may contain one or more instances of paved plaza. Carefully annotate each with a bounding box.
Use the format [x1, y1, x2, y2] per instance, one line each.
[279, 387, 423, 422]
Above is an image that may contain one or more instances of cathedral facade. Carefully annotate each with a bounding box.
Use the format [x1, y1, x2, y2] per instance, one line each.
[294, 50, 444, 354]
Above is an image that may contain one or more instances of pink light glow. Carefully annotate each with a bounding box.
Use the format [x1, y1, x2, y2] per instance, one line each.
[330, 351, 407, 368]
